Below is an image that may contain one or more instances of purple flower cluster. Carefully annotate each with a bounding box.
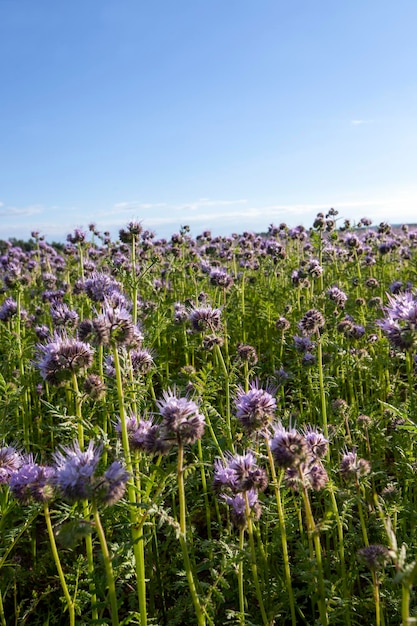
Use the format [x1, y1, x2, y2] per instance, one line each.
[35, 332, 94, 385]
[157, 389, 205, 446]
[269, 423, 329, 491]
[377, 291, 417, 351]
[213, 451, 267, 529]
[234, 381, 276, 435]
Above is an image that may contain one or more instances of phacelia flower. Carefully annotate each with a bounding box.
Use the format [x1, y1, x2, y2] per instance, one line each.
[234, 381, 276, 435]
[157, 389, 205, 445]
[327, 286, 348, 309]
[223, 489, 262, 529]
[53, 440, 102, 502]
[35, 332, 94, 385]
[358, 544, 390, 571]
[377, 291, 417, 351]
[188, 305, 222, 333]
[270, 423, 308, 468]
[0, 445, 23, 483]
[98, 461, 130, 505]
[92, 299, 135, 346]
[9, 456, 55, 504]
[340, 449, 371, 481]
[0, 297, 18, 322]
[298, 309, 325, 336]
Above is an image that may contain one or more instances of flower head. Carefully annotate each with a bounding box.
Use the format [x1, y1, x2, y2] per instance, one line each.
[234, 381, 276, 435]
[53, 440, 102, 502]
[0, 446, 23, 484]
[9, 456, 55, 504]
[270, 423, 308, 468]
[157, 389, 205, 445]
[35, 332, 94, 385]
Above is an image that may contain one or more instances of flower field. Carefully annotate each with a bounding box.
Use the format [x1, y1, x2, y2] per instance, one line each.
[1, 213, 417, 625]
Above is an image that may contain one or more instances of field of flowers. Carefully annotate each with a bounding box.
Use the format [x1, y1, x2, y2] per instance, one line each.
[1, 212, 417, 625]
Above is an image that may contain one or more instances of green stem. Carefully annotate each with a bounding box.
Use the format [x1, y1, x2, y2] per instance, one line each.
[265, 442, 297, 626]
[177, 440, 206, 626]
[112, 344, 148, 626]
[92, 503, 120, 626]
[214, 343, 234, 452]
[43, 503, 75, 626]
[238, 528, 246, 626]
[244, 493, 269, 626]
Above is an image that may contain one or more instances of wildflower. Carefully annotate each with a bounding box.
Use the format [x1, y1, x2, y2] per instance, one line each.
[275, 316, 291, 331]
[209, 267, 234, 288]
[236, 343, 258, 366]
[377, 291, 417, 350]
[92, 299, 135, 346]
[67, 228, 86, 244]
[9, 456, 55, 504]
[130, 348, 154, 375]
[0, 297, 18, 322]
[119, 221, 143, 243]
[83, 374, 106, 401]
[284, 458, 329, 492]
[358, 544, 389, 571]
[53, 440, 102, 502]
[327, 286, 348, 309]
[299, 309, 325, 336]
[234, 381, 276, 435]
[50, 302, 79, 327]
[188, 305, 222, 333]
[304, 427, 328, 458]
[270, 423, 308, 468]
[35, 332, 94, 385]
[293, 335, 315, 353]
[97, 461, 130, 506]
[0, 446, 23, 483]
[157, 389, 205, 445]
[173, 302, 188, 324]
[223, 489, 261, 529]
[340, 449, 371, 481]
[83, 272, 124, 303]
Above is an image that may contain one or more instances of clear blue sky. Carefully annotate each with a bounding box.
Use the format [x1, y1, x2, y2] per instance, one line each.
[1, 0, 417, 241]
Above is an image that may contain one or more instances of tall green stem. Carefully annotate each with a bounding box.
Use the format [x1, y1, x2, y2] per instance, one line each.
[43, 503, 75, 626]
[112, 344, 147, 626]
[177, 440, 206, 626]
[244, 493, 269, 626]
[92, 503, 120, 626]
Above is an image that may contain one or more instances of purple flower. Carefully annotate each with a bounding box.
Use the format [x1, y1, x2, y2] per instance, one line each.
[223, 489, 261, 529]
[0, 446, 23, 483]
[35, 332, 94, 385]
[234, 381, 276, 434]
[270, 423, 308, 468]
[92, 299, 135, 345]
[213, 451, 268, 493]
[327, 286, 348, 308]
[298, 309, 325, 336]
[99, 461, 130, 505]
[0, 297, 18, 322]
[377, 291, 417, 350]
[53, 440, 102, 502]
[83, 272, 124, 303]
[188, 305, 222, 333]
[157, 389, 205, 445]
[9, 456, 55, 504]
[50, 302, 79, 327]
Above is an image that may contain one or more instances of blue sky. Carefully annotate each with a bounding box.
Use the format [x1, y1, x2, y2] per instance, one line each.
[1, 0, 417, 241]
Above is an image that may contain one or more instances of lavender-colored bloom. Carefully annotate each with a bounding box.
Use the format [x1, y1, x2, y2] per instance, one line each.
[340, 449, 371, 481]
[99, 461, 130, 505]
[34, 325, 51, 341]
[35, 332, 94, 385]
[173, 302, 188, 324]
[377, 291, 417, 350]
[0, 297, 18, 322]
[0, 446, 23, 483]
[234, 381, 276, 434]
[298, 309, 325, 336]
[213, 457, 239, 492]
[302, 352, 317, 366]
[327, 286, 348, 309]
[236, 343, 258, 365]
[130, 348, 154, 375]
[50, 302, 79, 327]
[270, 423, 308, 468]
[92, 299, 135, 346]
[53, 440, 102, 502]
[83, 272, 124, 303]
[293, 335, 315, 353]
[209, 267, 234, 288]
[9, 457, 55, 504]
[223, 489, 261, 529]
[157, 389, 205, 445]
[188, 305, 222, 333]
[358, 544, 389, 571]
[67, 228, 86, 244]
[303, 427, 328, 458]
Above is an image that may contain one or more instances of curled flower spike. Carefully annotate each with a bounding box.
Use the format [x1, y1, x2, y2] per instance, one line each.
[0, 445, 22, 484]
[340, 448, 371, 481]
[53, 440, 102, 502]
[235, 381, 276, 435]
[188, 305, 222, 333]
[298, 309, 325, 336]
[223, 489, 261, 530]
[35, 332, 94, 385]
[269, 423, 308, 468]
[213, 451, 268, 493]
[157, 388, 205, 445]
[9, 456, 55, 504]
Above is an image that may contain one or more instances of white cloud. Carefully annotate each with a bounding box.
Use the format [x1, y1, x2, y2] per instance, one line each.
[0, 204, 44, 217]
[350, 119, 373, 126]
